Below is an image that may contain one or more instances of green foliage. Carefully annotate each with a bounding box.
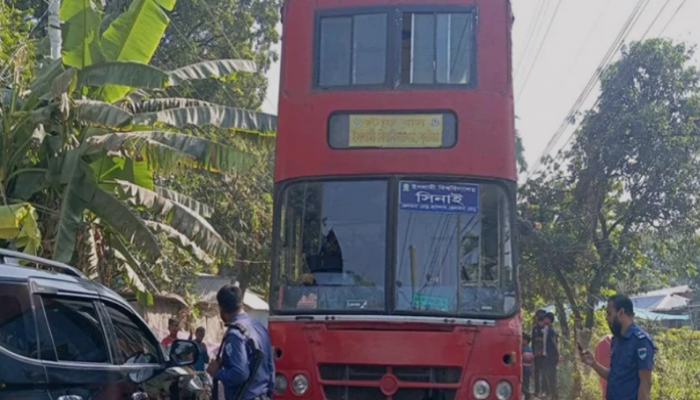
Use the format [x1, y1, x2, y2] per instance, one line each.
[520, 39, 700, 335]
[565, 327, 700, 400]
[652, 329, 700, 400]
[515, 130, 527, 174]
[1, 0, 277, 306]
[167, 143, 273, 296]
[0, 3, 36, 85]
[0, 203, 41, 255]
[152, 0, 281, 109]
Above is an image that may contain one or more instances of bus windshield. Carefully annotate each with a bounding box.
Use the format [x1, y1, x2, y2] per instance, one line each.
[271, 179, 516, 316]
[273, 180, 388, 311]
[395, 182, 516, 315]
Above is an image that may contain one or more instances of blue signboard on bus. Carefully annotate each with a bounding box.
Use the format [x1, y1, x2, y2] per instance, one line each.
[399, 181, 479, 214]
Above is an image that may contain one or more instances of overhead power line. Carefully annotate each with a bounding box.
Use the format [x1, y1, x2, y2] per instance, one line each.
[659, 0, 689, 36]
[525, 0, 652, 179]
[543, 0, 684, 175]
[515, 0, 564, 106]
[551, 0, 672, 162]
[514, 0, 547, 78]
[549, 0, 614, 98]
[641, 0, 673, 39]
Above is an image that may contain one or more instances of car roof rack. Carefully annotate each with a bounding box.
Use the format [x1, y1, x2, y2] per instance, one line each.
[0, 248, 87, 279]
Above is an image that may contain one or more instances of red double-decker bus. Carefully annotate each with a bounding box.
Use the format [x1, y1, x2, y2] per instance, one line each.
[269, 0, 520, 399]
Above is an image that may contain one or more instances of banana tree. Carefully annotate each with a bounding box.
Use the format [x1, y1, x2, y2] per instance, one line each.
[2, 0, 276, 304]
[1, 45, 42, 255]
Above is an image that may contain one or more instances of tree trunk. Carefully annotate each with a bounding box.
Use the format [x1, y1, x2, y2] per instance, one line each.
[553, 294, 570, 339]
[48, 0, 61, 59]
[570, 314, 584, 397]
[236, 262, 252, 296]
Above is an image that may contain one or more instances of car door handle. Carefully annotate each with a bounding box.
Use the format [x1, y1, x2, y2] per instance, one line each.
[132, 392, 149, 400]
[57, 396, 83, 400]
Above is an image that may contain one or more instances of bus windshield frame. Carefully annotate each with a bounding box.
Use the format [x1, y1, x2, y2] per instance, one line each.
[270, 176, 518, 319]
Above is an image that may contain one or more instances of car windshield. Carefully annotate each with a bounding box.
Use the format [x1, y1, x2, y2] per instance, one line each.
[272, 179, 516, 316]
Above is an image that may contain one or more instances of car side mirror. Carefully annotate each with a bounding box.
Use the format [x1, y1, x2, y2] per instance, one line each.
[169, 340, 200, 367]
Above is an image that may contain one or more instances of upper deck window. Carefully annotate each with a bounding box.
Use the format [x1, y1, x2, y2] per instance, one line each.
[318, 13, 388, 87]
[401, 12, 474, 85]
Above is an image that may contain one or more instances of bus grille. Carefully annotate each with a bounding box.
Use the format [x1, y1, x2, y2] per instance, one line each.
[320, 364, 387, 381]
[319, 364, 461, 400]
[324, 386, 385, 400]
[393, 367, 461, 384]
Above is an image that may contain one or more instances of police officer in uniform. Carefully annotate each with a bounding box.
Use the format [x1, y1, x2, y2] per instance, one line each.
[207, 285, 275, 400]
[581, 294, 655, 400]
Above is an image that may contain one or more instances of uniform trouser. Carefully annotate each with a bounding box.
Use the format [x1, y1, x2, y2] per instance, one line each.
[534, 356, 546, 394]
[543, 357, 558, 399]
[522, 370, 532, 399]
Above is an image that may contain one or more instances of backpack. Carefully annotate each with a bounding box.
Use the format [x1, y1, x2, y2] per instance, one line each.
[212, 322, 264, 400]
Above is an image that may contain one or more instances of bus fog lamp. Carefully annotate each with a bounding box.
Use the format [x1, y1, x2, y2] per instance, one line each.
[472, 380, 490, 399]
[274, 374, 288, 394]
[496, 381, 512, 400]
[292, 374, 309, 395]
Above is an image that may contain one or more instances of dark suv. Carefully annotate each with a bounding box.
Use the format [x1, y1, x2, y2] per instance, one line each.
[0, 249, 204, 400]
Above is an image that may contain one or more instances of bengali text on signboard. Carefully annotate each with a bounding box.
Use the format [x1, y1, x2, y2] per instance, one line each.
[399, 181, 479, 214]
[348, 114, 444, 148]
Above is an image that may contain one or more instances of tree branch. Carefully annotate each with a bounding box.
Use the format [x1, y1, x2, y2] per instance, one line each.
[185, 20, 206, 39]
[197, 34, 224, 48]
[598, 211, 609, 239]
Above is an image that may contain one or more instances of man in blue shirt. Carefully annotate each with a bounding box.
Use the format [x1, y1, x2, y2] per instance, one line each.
[207, 285, 275, 400]
[581, 294, 655, 400]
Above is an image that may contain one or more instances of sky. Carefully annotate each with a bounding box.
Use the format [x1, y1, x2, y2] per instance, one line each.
[261, 0, 700, 177]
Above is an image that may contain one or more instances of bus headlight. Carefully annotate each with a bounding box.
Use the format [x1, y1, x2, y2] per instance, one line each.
[292, 374, 309, 395]
[496, 381, 513, 400]
[472, 380, 491, 399]
[274, 374, 288, 394]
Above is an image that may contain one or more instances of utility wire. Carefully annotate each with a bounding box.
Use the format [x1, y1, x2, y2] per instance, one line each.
[515, 0, 564, 106]
[525, 0, 651, 179]
[543, 0, 669, 172]
[659, 0, 689, 36]
[549, 0, 614, 102]
[641, 0, 673, 40]
[514, 0, 547, 79]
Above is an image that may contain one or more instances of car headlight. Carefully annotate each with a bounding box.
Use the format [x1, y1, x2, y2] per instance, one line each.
[292, 374, 309, 395]
[275, 374, 288, 394]
[496, 380, 513, 400]
[472, 379, 491, 400]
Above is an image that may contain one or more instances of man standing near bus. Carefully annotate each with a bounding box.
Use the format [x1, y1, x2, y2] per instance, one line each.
[522, 333, 534, 400]
[207, 285, 274, 400]
[531, 311, 547, 397]
[543, 312, 560, 400]
[581, 294, 655, 400]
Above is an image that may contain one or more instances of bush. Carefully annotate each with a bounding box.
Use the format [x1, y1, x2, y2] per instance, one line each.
[652, 329, 700, 400]
[555, 312, 700, 400]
